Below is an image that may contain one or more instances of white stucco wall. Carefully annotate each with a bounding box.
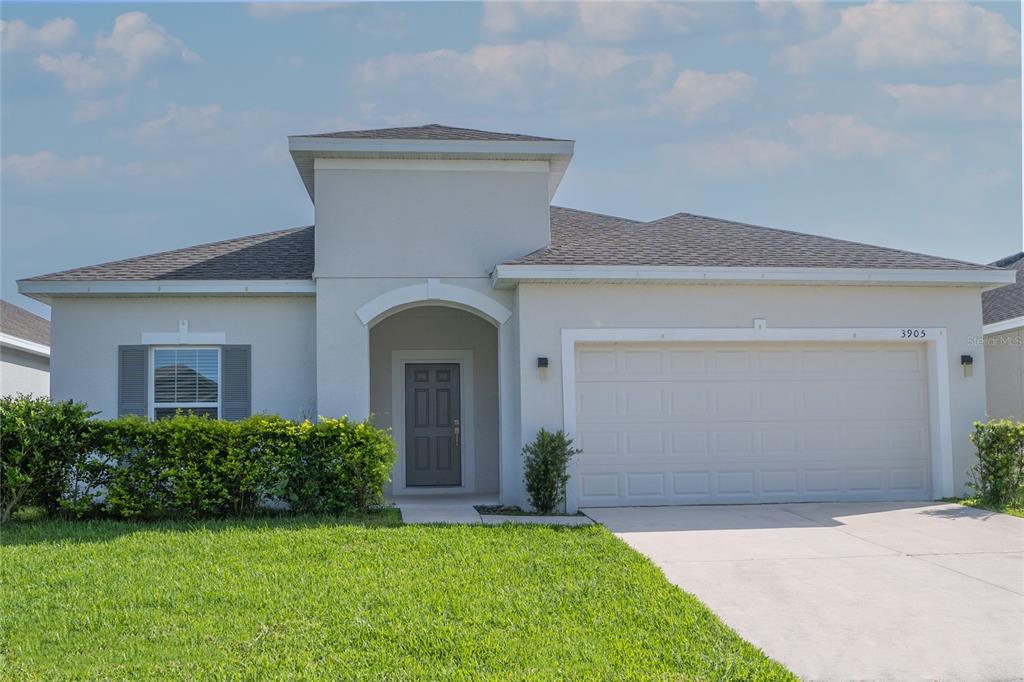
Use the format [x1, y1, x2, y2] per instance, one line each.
[984, 328, 1024, 420]
[1, 346, 49, 397]
[313, 164, 550, 278]
[515, 283, 990, 498]
[49, 296, 316, 419]
[370, 305, 499, 494]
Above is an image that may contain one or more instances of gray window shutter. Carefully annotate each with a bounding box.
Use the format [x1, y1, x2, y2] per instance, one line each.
[221, 345, 251, 421]
[118, 345, 148, 417]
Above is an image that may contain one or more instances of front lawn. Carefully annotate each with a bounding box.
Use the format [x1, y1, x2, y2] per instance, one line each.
[1, 513, 792, 680]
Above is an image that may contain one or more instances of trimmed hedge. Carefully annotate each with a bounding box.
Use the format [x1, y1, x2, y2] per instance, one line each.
[1, 396, 397, 522]
[969, 419, 1024, 508]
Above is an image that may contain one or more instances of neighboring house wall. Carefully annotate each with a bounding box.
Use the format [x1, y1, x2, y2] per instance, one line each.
[984, 328, 1024, 420]
[516, 283, 988, 494]
[1, 346, 49, 396]
[313, 162, 551, 278]
[49, 296, 316, 419]
[369, 305, 499, 494]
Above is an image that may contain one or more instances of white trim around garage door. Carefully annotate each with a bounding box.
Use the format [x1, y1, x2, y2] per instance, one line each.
[560, 325, 954, 513]
[390, 349, 476, 495]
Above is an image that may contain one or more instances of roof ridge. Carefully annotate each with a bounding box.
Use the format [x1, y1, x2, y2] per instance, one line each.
[652, 211, 993, 270]
[25, 225, 312, 282]
[550, 204, 646, 225]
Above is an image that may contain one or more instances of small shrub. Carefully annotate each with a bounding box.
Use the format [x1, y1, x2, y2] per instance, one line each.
[0, 395, 96, 523]
[523, 428, 581, 514]
[281, 417, 397, 514]
[968, 419, 1024, 507]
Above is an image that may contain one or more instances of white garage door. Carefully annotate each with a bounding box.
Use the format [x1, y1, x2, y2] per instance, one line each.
[574, 342, 932, 506]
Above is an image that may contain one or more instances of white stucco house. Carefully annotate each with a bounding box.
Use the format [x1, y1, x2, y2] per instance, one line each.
[18, 124, 1015, 511]
[1, 300, 50, 398]
[982, 252, 1023, 420]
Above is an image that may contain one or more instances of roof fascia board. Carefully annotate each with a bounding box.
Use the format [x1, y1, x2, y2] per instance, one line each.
[18, 279, 316, 299]
[983, 315, 1024, 335]
[0, 333, 50, 357]
[492, 264, 1015, 288]
[288, 136, 574, 157]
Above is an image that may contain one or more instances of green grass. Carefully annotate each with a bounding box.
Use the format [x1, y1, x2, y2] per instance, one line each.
[949, 497, 1024, 518]
[1, 512, 792, 681]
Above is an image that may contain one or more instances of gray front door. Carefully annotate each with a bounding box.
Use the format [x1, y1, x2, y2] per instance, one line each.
[405, 363, 462, 487]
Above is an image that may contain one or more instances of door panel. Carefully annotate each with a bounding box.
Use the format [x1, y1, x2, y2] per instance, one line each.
[575, 342, 932, 506]
[406, 363, 462, 486]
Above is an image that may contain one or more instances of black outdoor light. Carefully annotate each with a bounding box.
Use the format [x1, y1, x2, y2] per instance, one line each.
[537, 357, 549, 368]
[961, 354, 973, 366]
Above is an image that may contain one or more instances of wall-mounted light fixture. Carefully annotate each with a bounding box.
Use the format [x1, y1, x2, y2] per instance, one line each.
[961, 354, 973, 378]
[537, 356, 549, 381]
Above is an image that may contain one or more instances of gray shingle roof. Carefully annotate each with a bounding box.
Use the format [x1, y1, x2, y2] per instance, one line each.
[983, 252, 1024, 325]
[508, 207, 989, 270]
[300, 123, 568, 142]
[25, 226, 313, 282]
[1, 300, 50, 346]
[24, 207, 991, 284]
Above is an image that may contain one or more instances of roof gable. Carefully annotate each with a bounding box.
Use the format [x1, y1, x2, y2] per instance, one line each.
[509, 209, 989, 271]
[1, 300, 50, 345]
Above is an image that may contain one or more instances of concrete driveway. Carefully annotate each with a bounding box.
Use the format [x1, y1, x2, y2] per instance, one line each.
[585, 502, 1024, 681]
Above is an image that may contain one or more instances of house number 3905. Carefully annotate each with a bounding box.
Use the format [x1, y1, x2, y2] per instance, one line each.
[900, 329, 926, 338]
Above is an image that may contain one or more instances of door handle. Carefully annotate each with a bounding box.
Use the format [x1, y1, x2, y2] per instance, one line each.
[453, 418, 460, 448]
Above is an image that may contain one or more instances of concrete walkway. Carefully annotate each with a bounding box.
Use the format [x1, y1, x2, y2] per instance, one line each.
[585, 502, 1024, 681]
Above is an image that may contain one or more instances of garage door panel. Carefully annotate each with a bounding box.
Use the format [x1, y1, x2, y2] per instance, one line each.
[575, 341, 932, 506]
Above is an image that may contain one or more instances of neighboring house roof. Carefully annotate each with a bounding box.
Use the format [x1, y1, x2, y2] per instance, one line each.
[1, 300, 50, 346]
[509, 207, 990, 271]
[21, 207, 993, 284]
[300, 123, 568, 142]
[24, 226, 313, 282]
[982, 252, 1024, 325]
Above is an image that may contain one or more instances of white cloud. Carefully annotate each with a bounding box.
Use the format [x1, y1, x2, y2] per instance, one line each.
[71, 95, 128, 123]
[356, 41, 673, 104]
[2, 151, 104, 184]
[119, 103, 224, 145]
[357, 8, 412, 39]
[779, 1, 1019, 72]
[35, 12, 198, 93]
[755, 1, 833, 31]
[662, 133, 798, 178]
[481, 2, 694, 41]
[247, 3, 335, 19]
[577, 2, 695, 42]
[787, 113, 908, 158]
[2, 150, 188, 187]
[482, 2, 571, 35]
[658, 69, 754, 120]
[882, 79, 1021, 121]
[0, 17, 77, 52]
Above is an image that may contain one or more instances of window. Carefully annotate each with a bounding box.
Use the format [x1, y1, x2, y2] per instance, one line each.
[151, 347, 220, 419]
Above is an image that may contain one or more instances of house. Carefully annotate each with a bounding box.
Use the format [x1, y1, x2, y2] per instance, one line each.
[18, 124, 1015, 511]
[981, 252, 1024, 419]
[1, 300, 50, 397]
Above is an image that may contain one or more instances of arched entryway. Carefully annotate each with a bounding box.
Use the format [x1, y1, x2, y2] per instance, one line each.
[369, 305, 499, 495]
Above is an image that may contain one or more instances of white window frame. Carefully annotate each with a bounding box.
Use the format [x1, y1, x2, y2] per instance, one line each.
[149, 346, 222, 420]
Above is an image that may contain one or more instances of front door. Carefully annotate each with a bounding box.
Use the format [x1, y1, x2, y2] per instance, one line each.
[405, 363, 462, 487]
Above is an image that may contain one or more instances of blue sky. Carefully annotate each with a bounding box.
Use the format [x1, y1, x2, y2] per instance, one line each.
[2, 1, 1021, 317]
